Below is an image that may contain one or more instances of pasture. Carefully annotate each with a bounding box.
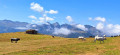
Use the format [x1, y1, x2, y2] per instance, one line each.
[0, 32, 120, 55]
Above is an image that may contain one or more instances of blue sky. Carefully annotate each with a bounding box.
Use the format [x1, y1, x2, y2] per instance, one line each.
[0, 0, 120, 25]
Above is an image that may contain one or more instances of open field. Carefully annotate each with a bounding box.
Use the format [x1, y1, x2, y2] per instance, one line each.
[0, 32, 120, 55]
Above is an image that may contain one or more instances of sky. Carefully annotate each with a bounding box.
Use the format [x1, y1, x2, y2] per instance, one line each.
[1, 0, 120, 36]
[0, 0, 120, 26]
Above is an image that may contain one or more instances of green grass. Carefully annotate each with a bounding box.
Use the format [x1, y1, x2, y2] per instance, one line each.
[0, 32, 120, 55]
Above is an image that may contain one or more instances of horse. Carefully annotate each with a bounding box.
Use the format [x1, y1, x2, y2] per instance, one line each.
[78, 36, 86, 41]
[11, 38, 20, 43]
[94, 35, 106, 44]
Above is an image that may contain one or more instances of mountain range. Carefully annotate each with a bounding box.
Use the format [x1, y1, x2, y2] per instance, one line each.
[0, 20, 102, 38]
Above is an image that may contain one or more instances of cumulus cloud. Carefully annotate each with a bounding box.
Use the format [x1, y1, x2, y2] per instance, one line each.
[107, 24, 113, 29]
[96, 22, 104, 30]
[99, 24, 120, 36]
[76, 24, 88, 31]
[38, 17, 45, 23]
[30, 16, 54, 24]
[45, 10, 58, 14]
[30, 2, 44, 12]
[89, 17, 106, 22]
[46, 16, 54, 21]
[66, 16, 73, 22]
[91, 17, 120, 36]
[94, 17, 106, 22]
[39, 15, 54, 23]
[29, 2, 58, 24]
[108, 24, 120, 34]
[53, 28, 72, 35]
[29, 15, 37, 19]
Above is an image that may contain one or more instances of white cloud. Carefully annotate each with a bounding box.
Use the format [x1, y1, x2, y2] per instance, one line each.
[88, 17, 120, 36]
[32, 20, 36, 23]
[96, 22, 104, 30]
[29, 15, 54, 24]
[107, 24, 113, 29]
[32, 25, 37, 27]
[112, 24, 120, 34]
[39, 17, 45, 23]
[66, 16, 73, 22]
[89, 17, 106, 22]
[114, 24, 120, 29]
[15, 27, 29, 30]
[43, 14, 47, 17]
[38, 16, 54, 23]
[88, 17, 92, 20]
[95, 17, 106, 22]
[30, 2, 44, 12]
[46, 16, 54, 21]
[96, 22, 120, 36]
[39, 17, 44, 21]
[105, 24, 120, 36]
[76, 24, 88, 31]
[29, 2, 56, 24]
[26, 24, 32, 28]
[29, 15, 37, 19]
[53, 28, 72, 35]
[45, 10, 58, 14]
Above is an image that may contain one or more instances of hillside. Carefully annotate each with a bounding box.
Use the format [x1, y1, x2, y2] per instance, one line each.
[0, 32, 120, 55]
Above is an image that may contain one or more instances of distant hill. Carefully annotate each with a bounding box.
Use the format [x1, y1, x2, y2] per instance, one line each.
[0, 20, 102, 38]
[0, 20, 28, 27]
[0, 20, 28, 33]
[31, 22, 102, 38]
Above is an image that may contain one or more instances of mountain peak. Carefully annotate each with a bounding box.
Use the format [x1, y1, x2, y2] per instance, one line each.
[53, 22, 59, 24]
[2, 19, 13, 22]
[53, 22, 59, 26]
[0, 20, 101, 38]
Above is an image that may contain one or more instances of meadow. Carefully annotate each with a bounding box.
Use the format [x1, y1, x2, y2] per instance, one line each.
[0, 32, 120, 55]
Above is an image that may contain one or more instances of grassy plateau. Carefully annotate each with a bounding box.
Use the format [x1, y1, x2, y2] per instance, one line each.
[0, 32, 120, 55]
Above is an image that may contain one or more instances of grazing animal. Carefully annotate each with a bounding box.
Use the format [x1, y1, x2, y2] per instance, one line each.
[11, 38, 20, 43]
[78, 36, 86, 41]
[94, 35, 106, 44]
[52, 36, 55, 38]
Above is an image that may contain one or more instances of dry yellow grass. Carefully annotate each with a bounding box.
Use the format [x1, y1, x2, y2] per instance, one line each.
[0, 32, 120, 55]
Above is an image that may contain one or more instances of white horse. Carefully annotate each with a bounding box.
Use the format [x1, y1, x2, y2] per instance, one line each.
[94, 35, 106, 43]
[78, 36, 86, 41]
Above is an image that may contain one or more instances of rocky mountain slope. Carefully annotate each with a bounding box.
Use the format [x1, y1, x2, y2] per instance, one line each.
[0, 20, 102, 38]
